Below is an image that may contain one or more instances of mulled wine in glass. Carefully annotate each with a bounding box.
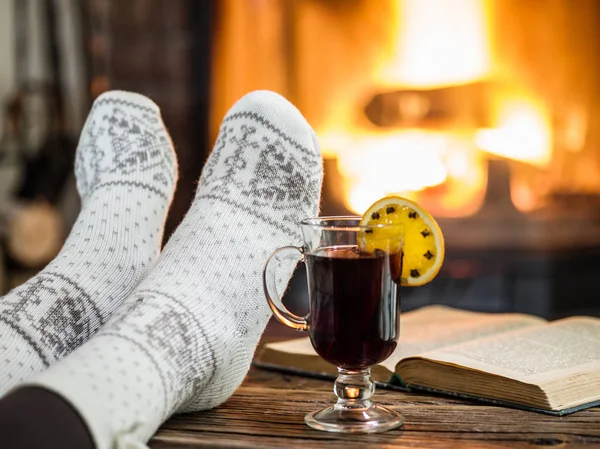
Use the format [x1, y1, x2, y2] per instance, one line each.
[263, 217, 404, 433]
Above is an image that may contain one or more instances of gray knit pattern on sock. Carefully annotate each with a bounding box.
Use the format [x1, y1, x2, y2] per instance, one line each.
[0, 90, 177, 396]
[27, 90, 322, 449]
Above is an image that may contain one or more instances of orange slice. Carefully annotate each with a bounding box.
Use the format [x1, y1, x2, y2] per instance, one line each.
[359, 196, 445, 286]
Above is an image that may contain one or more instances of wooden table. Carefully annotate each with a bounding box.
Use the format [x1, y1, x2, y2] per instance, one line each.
[150, 335, 600, 448]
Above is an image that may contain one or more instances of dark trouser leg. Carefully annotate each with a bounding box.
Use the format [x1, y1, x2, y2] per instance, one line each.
[0, 386, 94, 449]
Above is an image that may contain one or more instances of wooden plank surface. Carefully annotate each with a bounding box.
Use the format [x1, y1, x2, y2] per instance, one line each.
[150, 366, 600, 448]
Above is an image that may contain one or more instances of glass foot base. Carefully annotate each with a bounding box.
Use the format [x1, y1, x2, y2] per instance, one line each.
[305, 403, 404, 433]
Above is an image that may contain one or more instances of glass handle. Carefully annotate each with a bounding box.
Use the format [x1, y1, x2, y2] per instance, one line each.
[263, 246, 308, 331]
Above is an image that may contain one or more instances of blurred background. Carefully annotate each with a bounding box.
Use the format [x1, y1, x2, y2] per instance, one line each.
[0, 0, 599, 319]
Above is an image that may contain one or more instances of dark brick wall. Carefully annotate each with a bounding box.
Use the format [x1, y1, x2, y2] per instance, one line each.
[87, 0, 213, 239]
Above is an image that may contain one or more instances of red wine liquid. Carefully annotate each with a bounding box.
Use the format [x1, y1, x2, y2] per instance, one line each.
[306, 245, 401, 370]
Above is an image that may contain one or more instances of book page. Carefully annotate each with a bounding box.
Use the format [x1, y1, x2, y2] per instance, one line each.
[379, 305, 545, 372]
[414, 317, 600, 383]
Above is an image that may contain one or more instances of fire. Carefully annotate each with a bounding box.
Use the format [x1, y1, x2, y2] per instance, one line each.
[376, 0, 491, 88]
[318, 0, 554, 217]
[321, 130, 484, 216]
[476, 98, 552, 166]
[328, 131, 448, 213]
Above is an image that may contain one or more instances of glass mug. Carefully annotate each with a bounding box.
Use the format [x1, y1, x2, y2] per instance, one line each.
[263, 217, 404, 433]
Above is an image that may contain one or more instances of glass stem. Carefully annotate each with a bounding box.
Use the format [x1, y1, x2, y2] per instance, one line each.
[333, 367, 375, 410]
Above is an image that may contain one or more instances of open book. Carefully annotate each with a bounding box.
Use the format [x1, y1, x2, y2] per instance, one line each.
[255, 305, 600, 415]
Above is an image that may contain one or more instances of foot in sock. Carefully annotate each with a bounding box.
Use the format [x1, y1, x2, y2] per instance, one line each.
[0, 91, 177, 395]
[25, 90, 322, 448]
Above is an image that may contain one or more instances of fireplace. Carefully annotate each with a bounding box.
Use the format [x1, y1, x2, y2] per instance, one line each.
[15, 0, 597, 316]
[210, 0, 600, 319]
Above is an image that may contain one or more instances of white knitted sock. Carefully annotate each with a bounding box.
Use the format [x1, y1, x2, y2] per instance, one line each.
[0, 91, 177, 396]
[25, 90, 322, 449]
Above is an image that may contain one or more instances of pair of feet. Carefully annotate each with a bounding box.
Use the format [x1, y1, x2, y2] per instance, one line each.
[0, 90, 323, 448]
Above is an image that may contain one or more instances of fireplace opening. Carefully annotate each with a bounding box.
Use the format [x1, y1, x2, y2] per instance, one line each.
[211, 0, 600, 320]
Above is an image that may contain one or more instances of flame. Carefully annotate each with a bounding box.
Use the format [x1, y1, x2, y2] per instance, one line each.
[343, 132, 447, 213]
[475, 98, 552, 166]
[322, 130, 486, 216]
[319, 0, 553, 217]
[376, 0, 491, 87]
[319, 0, 495, 217]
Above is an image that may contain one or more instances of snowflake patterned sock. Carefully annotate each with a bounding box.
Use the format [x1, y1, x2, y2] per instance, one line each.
[0, 90, 177, 396]
[24, 90, 323, 449]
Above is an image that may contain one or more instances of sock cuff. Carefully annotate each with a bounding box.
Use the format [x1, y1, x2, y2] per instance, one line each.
[24, 333, 167, 449]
